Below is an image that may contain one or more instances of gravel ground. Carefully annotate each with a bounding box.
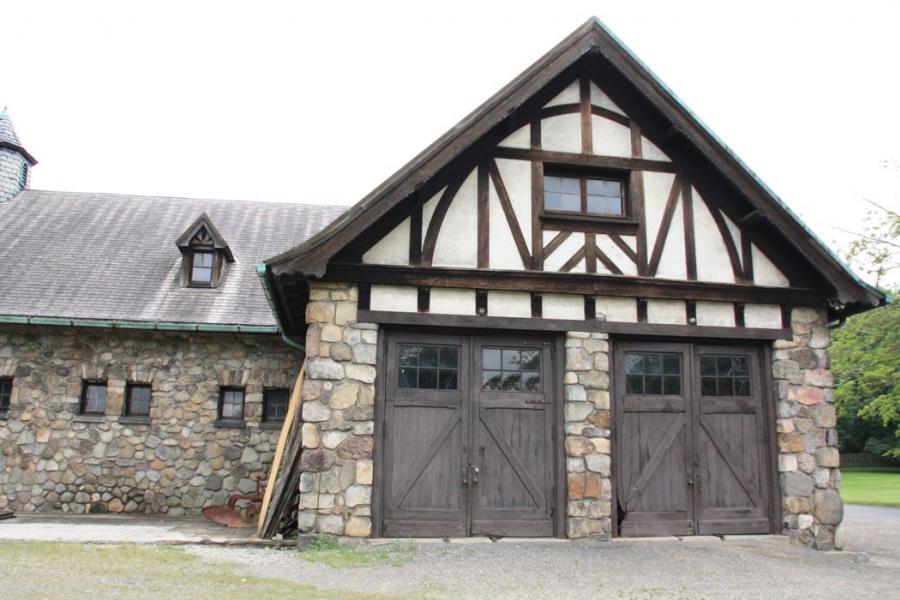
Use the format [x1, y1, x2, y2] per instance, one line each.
[187, 512, 900, 599]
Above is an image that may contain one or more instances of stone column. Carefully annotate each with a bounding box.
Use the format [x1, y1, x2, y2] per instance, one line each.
[774, 307, 842, 549]
[563, 331, 612, 539]
[297, 283, 376, 538]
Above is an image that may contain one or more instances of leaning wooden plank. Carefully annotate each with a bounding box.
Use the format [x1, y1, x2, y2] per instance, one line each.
[256, 361, 305, 536]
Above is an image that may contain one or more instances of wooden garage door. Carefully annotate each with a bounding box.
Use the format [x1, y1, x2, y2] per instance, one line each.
[614, 341, 773, 537]
[380, 331, 559, 537]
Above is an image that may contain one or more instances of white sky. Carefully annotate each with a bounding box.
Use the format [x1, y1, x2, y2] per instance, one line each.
[4, 0, 899, 281]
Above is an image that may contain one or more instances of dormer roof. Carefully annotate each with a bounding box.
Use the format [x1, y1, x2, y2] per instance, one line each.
[176, 212, 235, 262]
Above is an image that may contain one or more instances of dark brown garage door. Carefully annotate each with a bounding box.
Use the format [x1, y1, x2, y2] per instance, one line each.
[378, 331, 561, 538]
[613, 341, 775, 537]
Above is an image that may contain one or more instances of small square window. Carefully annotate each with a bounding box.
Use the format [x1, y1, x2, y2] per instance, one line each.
[264, 388, 290, 423]
[125, 383, 152, 416]
[0, 378, 12, 413]
[81, 381, 107, 415]
[219, 387, 245, 421]
[191, 251, 214, 285]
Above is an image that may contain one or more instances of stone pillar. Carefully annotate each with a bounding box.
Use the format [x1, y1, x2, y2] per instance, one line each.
[774, 307, 842, 550]
[297, 283, 376, 538]
[563, 331, 612, 539]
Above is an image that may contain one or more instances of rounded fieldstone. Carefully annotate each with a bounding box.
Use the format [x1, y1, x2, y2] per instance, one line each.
[299, 448, 336, 473]
[814, 489, 843, 525]
[336, 436, 373, 460]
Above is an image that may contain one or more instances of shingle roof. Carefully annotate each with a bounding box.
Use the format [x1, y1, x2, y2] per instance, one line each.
[0, 190, 344, 327]
[0, 111, 36, 164]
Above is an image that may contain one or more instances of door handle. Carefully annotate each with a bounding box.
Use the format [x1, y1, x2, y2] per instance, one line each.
[471, 465, 480, 484]
[462, 466, 469, 486]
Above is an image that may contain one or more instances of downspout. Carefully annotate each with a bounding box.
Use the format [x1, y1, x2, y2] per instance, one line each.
[255, 263, 306, 352]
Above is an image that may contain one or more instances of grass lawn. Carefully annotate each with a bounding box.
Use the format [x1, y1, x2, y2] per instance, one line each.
[0, 542, 408, 600]
[841, 467, 900, 508]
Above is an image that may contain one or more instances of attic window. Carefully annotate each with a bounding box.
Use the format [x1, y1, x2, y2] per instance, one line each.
[175, 213, 234, 289]
[543, 172, 627, 218]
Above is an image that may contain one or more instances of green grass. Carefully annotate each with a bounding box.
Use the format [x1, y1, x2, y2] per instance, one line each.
[300, 535, 416, 568]
[841, 466, 900, 508]
[0, 542, 401, 600]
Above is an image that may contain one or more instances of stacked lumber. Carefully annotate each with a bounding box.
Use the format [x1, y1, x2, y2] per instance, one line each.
[257, 362, 306, 538]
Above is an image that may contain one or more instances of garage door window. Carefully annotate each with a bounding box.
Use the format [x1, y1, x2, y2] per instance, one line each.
[699, 355, 751, 396]
[624, 352, 681, 395]
[482, 348, 541, 392]
[399, 345, 459, 390]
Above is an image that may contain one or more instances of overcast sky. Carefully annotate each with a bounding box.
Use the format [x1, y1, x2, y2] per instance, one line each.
[4, 0, 899, 280]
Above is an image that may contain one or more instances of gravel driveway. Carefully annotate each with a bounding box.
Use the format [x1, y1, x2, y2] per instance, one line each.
[187, 509, 900, 599]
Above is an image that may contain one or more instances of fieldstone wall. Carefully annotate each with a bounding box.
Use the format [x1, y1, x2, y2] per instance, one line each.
[0, 325, 300, 515]
[774, 307, 843, 550]
[297, 283, 377, 538]
[563, 331, 612, 539]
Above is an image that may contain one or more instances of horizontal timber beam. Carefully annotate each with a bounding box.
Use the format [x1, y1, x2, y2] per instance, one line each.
[312, 263, 826, 306]
[493, 147, 677, 173]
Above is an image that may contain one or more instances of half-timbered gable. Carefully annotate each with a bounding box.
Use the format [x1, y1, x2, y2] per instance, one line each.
[259, 18, 883, 548]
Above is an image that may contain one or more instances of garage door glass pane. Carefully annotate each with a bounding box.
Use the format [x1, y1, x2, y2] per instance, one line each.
[482, 348, 542, 392]
[624, 352, 681, 395]
[699, 355, 751, 396]
[398, 345, 459, 390]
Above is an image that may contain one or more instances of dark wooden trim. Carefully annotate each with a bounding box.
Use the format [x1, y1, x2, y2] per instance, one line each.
[421, 176, 465, 266]
[699, 195, 744, 282]
[476, 289, 488, 316]
[531, 292, 543, 318]
[358, 282, 371, 311]
[760, 343, 783, 534]
[372, 325, 388, 536]
[647, 175, 682, 277]
[417, 286, 430, 312]
[359, 309, 792, 340]
[780, 305, 791, 329]
[741, 229, 754, 283]
[409, 201, 423, 266]
[477, 163, 490, 268]
[686, 300, 697, 325]
[540, 212, 639, 235]
[530, 121, 544, 271]
[593, 241, 623, 275]
[637, 298, 648, 323]
[559, 245, 587, 272]
[552, 334, 567, 537]
[492, 146, 677, 173]
[319, 263, 827, 306]
[609, 234, 638, 264]
[585, 233, 597, 273]
[542, 231, 571, 258]
[682, 180, 697, 281]
[489, 160, 531, 268]
[584, 295, 597, 320]
[538, 102, 631, 127]
[734, 303, 746, 328]
[579, 76, 592, 154]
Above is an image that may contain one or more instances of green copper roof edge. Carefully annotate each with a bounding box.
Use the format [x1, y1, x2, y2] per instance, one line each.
[0, 314, 279, 334]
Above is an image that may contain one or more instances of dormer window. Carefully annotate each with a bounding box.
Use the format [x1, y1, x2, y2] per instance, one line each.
[175, 213, 234, 288]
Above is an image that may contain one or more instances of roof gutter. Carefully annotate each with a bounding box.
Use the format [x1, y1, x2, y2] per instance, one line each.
[256, 263, 306, 352]
[0, 314, 278, 334]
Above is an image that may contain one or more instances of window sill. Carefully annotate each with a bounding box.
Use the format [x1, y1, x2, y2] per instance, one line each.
[73, 414, 106, 423]
[118, 416, 151, 426]
[540, 212, 638, 234]
[213, 419, 247, 429]
[259, 421, 285, 431]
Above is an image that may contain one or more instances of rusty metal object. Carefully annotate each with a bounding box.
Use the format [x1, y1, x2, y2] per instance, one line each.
[0, 510, 14, 521]
[202, 478, 265, 528]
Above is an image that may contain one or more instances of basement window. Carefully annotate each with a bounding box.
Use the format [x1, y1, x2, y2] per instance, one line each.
[80, 381, 108, 415]
[543, 172, 627, 218]
[125, 383, 152, 417]
[218, 387, 245, 422]
[0, 378, 12, 415]
[264, 388, 290, 423]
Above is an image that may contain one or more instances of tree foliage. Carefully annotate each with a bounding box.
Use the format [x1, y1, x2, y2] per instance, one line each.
[832, 302, 900, 459]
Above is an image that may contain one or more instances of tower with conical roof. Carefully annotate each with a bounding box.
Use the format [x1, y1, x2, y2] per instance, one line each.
[0, 110, 37, 201]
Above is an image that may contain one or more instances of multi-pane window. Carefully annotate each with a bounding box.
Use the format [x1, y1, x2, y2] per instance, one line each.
[219, 387, 245, 421]
[0, 378, 12, 413]
[482, 348, 541, 392]
[264, 388, 290, 422]
[191, 251, 214, 285]
[544, 174, 625, 217]
[398, 345, 458, 390]
[625, 353, 682, 395]
[700, 356, 751, 396]
[125, 383, 152, 416]
[81, 381, 108, 415]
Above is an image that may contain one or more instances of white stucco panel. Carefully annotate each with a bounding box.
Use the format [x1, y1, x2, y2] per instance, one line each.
[498, 125, 531, 150]
[590, 82, 626, 115]
[744, 304, 782, 329]
[488, 291, 531, 318]
[421, 187, 443, 241]
[370, 285, 418, 313]
[591, 115, 631, 158]
[430, 288, 476, 315]
[641, 136, 670, 161]
[542, 231, 586, 272]
[655, 197, 687, 280]
[542, 293, 583, 319]
[595, 296, 637, 323]
[489, 158, 532, 271]
[647, 299, 686, 325]
[595, 234, 637, 276]
[362, 217, 409, 266]
[642, 172, 677, 248]
[433, 169, 477, 268]
[752, 244, 790, 287]
[693, 188, 737, 283]
[541, 114, 582, 154]
[544, 80, 580, 107]
[696, 301, 735, 327]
